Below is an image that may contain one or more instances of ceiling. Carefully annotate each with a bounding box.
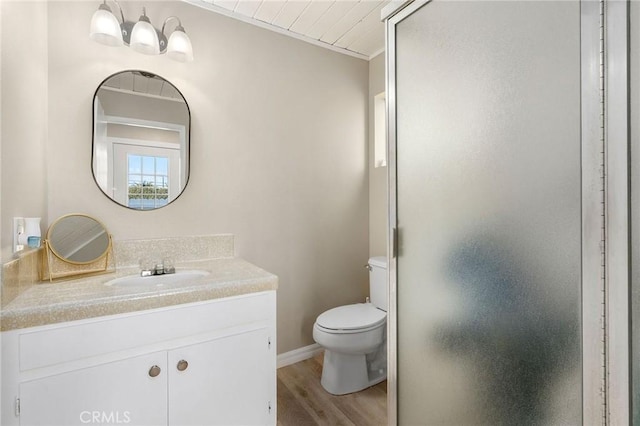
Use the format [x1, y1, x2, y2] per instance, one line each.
[101, 72, 185, 101]
[185, 0, 390, 60]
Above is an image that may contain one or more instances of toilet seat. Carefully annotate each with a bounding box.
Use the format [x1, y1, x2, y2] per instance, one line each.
[316, 303, 386, 334]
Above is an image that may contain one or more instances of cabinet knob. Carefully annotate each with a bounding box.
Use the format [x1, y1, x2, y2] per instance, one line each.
[177, 360, 189, 371]
[148, 365, 161, 377]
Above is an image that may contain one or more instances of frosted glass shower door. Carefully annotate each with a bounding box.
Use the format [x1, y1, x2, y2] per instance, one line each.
[392, 1, 582, 424]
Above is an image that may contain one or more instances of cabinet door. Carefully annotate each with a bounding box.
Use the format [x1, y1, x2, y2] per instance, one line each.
[168, 327, 273, 425]
[20, 352, 167, 426]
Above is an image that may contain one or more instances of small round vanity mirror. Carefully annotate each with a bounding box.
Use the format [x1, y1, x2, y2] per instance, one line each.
[47, 214, 111, 264]
[92, 70, 190, 210]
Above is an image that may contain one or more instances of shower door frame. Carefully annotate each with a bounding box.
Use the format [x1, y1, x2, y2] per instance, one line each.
[384, 0, 630, 423]
[605, 0, 630, 424]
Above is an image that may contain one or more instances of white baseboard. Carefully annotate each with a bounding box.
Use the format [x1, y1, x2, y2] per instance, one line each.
[277, 343, 323, 369]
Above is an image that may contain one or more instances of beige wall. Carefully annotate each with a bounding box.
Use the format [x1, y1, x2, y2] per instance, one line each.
[3, 0, 370, 354]
[368, 53, 386, 257]
[1, 1, 49, 264]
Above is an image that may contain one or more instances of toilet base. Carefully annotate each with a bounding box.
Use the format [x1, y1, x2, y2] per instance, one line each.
[320, 349, 387, 395]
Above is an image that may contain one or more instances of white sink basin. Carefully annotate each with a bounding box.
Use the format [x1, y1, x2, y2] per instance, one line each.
[105, 270, 210, 288]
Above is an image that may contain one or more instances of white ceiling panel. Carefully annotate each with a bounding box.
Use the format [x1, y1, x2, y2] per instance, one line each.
[254, 1, 287, 22]
[319, 0, 382, 45]
[334, 2, 385, 48]
[272, 1, 312, 29]
[288, 0, 334, 34]
[104, 72, 182, 100]
[345, 23, 385, 56]
[234, 0, 262, 17]
[186, 0, 389, 60]
[212, 0, 239, 11]
[305, 1, 358, 40]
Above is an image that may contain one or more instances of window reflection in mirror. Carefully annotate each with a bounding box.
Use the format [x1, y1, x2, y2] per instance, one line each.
[92, 70, 190, 210]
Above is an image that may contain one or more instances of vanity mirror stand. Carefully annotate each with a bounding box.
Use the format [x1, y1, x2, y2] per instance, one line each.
[40, 214, 114, 282]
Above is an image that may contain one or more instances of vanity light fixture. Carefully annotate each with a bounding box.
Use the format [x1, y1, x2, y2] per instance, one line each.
[129, 8, 160, 55]
[89, 0, 194, 62]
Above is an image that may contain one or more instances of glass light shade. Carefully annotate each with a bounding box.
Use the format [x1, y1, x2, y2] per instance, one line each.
[89, 8, 123, 47]
[130, 20, 160, 55]
[167, 30, 194, 62]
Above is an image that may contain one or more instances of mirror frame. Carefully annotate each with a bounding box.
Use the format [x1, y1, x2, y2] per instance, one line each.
[42, 214, 114, 282]
[91, 70, 191, 211]
[46, 213, 111, 265]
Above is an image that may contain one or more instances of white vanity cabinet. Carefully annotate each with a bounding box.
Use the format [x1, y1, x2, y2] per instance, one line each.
[1, 291, 276, 426]
[20, 351, 168, 425]
[167, 327, 272, 425]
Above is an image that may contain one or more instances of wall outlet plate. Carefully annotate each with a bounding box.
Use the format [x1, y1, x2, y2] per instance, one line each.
[13, 217, 25, 253]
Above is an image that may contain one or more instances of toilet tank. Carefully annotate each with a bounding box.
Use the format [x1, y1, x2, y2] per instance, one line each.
[368, 256, 388, 311]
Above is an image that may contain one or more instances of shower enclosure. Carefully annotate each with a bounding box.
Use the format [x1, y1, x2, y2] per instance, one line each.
[385, 0, 631, 423]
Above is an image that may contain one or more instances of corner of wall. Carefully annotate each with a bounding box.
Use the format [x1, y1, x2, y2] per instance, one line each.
[368, 52, 388, 258]
[0, 0, 49, 264]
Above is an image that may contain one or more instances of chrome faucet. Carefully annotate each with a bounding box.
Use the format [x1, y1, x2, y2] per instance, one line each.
[140, 259, 175, 276]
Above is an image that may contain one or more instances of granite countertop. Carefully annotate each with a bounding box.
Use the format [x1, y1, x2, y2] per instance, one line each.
[0, 258, 278, 332]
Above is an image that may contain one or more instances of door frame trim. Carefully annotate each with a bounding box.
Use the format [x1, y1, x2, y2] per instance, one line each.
[385, 1, 431, 424]
[581, 0, 608, 422]
[605, 0, 630, 423]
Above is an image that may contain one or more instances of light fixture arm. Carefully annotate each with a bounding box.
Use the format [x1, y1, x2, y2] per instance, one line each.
[138, 6, 151, 23]
[97, 0, 132, 43]
[101, 0, 125, 26]
[161, 16, 185, 36]
[157, 16, 184, 52]
[112, 0, 125, 25]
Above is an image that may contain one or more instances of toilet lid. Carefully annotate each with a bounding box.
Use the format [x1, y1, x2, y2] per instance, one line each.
[316, 303, 386, 331]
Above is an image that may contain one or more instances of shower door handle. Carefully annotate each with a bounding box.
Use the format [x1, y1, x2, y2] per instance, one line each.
[391, 227, 398, 259]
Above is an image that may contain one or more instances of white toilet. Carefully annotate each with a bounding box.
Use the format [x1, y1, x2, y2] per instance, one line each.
[313, 256, 387, 395]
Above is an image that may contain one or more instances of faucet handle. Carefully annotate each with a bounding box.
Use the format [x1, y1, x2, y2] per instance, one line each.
[154, 263, 164, 275]
[163, 258, 175, 274]
[140, 257, 156, 276]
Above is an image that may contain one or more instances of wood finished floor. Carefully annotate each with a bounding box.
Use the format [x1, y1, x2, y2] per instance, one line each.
[277, 352, 387, 426]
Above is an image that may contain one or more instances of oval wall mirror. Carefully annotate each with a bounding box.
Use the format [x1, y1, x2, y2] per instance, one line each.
[92, 70, 190, 210]
[47, 214, 111, 264]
